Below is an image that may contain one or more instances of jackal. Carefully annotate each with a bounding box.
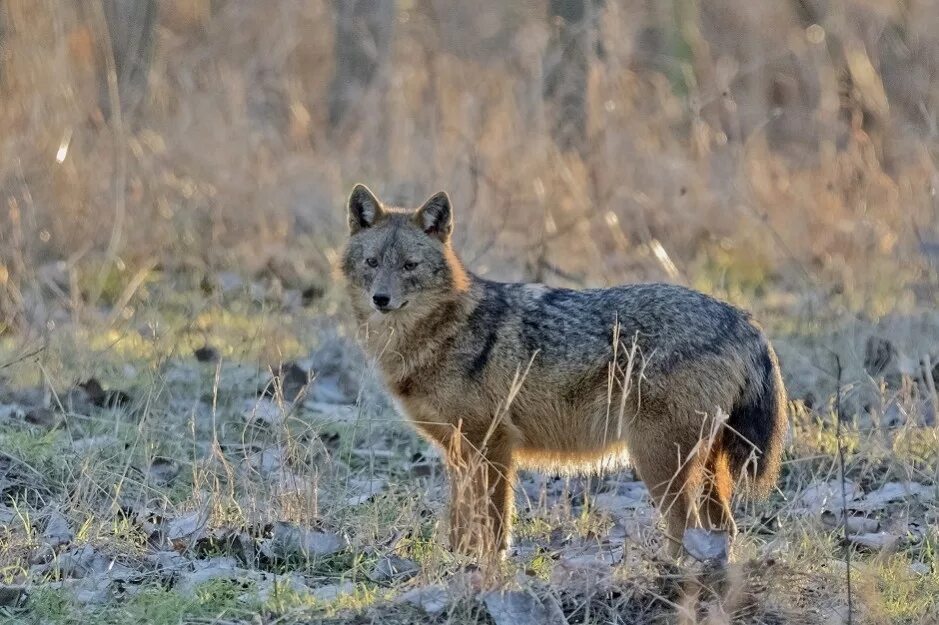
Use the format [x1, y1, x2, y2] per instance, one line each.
[341, 184, 788, 560]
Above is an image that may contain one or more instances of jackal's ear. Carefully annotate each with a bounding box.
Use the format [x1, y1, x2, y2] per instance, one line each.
[347, 184, 384, 234]
[414, 191, 453, 243]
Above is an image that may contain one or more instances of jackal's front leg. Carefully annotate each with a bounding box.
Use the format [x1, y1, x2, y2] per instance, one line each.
[446, 428, 515, 560]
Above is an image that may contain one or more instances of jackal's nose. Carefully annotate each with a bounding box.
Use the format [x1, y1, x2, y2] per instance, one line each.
[372, 294, 390, 308]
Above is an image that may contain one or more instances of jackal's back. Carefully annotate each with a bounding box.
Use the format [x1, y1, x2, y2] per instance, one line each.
[447, 279, 787, 491]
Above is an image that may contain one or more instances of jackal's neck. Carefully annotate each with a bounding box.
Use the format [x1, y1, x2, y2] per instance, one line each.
[444, 245, 471, 294]
[363, 291, 468, 383]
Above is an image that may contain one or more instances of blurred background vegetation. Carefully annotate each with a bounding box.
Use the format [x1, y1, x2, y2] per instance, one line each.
[1, 0, 937, 342]
[1, 6, 938, 621]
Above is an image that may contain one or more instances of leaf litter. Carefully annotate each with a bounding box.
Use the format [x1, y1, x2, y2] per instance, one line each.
[0, 319, 935, 623]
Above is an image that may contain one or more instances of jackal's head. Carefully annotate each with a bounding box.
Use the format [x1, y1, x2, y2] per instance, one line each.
[341, 184, 468, 319]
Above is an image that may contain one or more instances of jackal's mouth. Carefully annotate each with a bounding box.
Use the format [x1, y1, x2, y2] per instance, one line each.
[375, 300, 408, 314]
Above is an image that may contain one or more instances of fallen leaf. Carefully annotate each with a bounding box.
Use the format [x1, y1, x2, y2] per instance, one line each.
[72, 575, 112, 605]
[483, 590, 567, 625]
[682, 528, 730, 564]
[144, 551, 188, 575]
[591, 492, 646, 513]
[42, 509, 74, 548]
[193, 528, 256, 563]
[848, 531, 900, 551]
[397, 585, 449, 615]
[302, 334, 367, 405]
[310, 375, 353, 404]
[864, 336, 896, 377]
[281, 289, 303, 310]
[910, 562, 930, 575]
[853, 481, 936, 511]
[63, 387, 95, 414]
[166, 511, 208, 544]
[176, 557, 251, 595]
[248, 573, 310, 604]
[313, 581, 355, 601]
[302, 401, 359, 421]
[551, 553, 613, 588]
[268, 522, 345, 558]
[370, 555, 419, 582]
[346, 477, 385, 506]
[210, 271, 245, 294]
[54, 545, 114, 578]
[821, 511, 880, 534]
[793, 480, 861, 514]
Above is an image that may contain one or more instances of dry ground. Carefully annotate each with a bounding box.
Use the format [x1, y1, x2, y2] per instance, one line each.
[0, 271, 937, 625]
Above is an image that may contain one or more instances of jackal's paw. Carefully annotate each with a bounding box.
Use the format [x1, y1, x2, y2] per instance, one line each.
[682, 528, 731, 565]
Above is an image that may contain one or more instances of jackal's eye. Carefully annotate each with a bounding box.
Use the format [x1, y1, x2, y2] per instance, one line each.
[403, 260, 419, 271]
[365, 257, 379, 268]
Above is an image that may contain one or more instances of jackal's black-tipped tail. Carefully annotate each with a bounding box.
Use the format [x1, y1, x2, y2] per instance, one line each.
[725, 341, 788, 498]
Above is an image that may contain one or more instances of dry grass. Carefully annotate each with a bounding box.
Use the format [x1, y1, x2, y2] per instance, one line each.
[0, 282, 936, 624]
[1, 0, 938, 623]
